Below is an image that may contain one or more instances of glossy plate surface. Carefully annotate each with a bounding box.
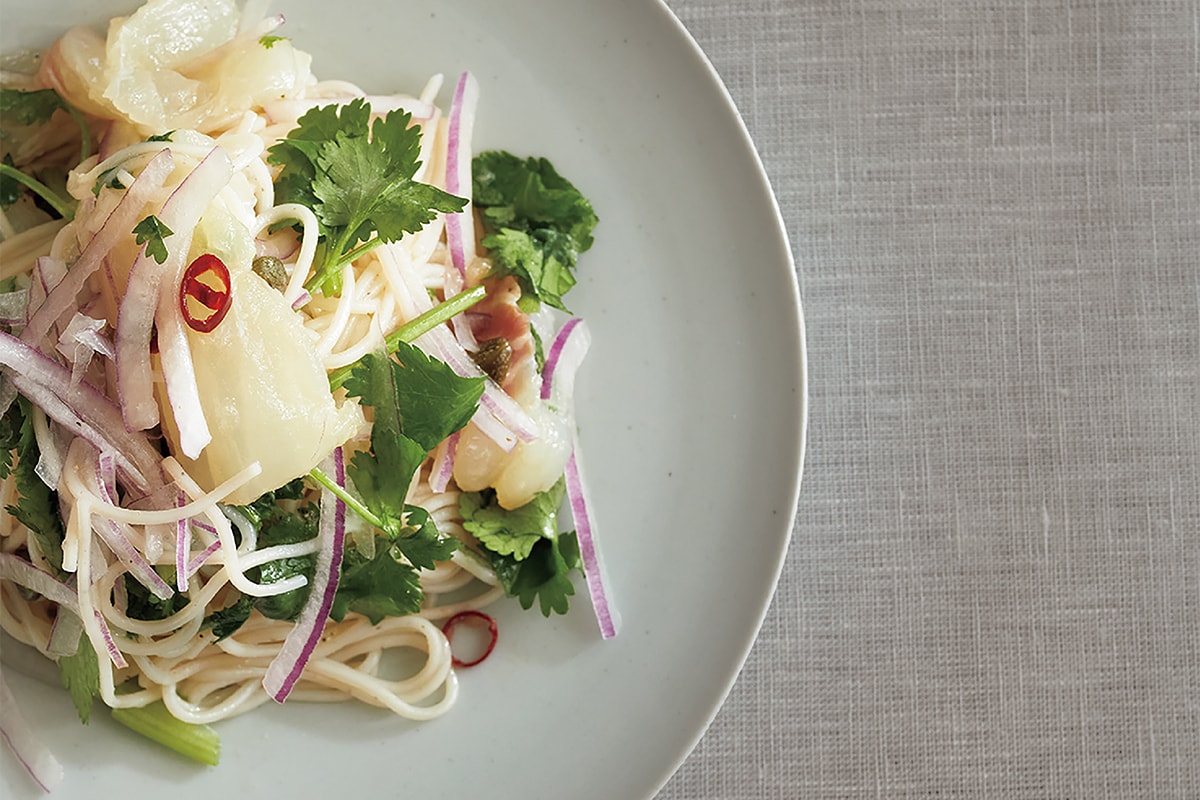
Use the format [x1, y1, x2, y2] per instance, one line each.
[0, 2, 806, 797]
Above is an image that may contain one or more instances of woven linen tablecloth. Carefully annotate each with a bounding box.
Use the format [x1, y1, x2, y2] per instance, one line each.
[657, 1, 1200, 797]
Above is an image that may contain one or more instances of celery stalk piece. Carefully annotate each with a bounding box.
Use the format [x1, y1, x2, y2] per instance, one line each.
[110, 703, 220, 766]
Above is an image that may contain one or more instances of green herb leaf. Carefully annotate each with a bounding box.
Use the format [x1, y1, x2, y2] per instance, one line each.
[259, 34, 286, 49]
[145, 130, 175, 142]
[472, 151, 598, 312]
[4, 397, 66, 571]
[268, 99, 466, 294]
[91, 166, 126, 197]
[124, 567, 187, 621]
[0, 88, 66, 127]
[58, 632, 100, 724]
[330, 535, 423, 623]
[132, 215, 174, 265]
[202, 595, 254, 640]
[461, 480, 580, 616]
[343, 346, 483, 521]
[252, 504, 318, 620]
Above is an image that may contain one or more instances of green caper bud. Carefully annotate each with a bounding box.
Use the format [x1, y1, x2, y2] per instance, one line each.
[472, 337, 512, 384]
[251, 255, 288, 292]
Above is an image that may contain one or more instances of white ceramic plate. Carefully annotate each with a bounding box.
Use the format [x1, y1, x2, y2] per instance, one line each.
[0, 1, 806, 797]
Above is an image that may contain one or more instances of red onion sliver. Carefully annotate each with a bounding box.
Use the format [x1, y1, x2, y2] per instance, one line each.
[186, 540, 222, 578]
[444, 72, 479, 277]
[83, 445, 174, 601]
[564, 440, 618, 639]
[0, 554, 80, 613]
[93, 606, 127, 669]
[46, 609, 84, 657]
[0, 288, 28, 325]
[262, 447, 347, 703]
[540, 318, 616, 638]
[430, 431, 458, 493]
[540, 317, 585, 401]
[0, 667, 64, 793]
[0, 329, 162, 494]
[21, 150, 174, 351]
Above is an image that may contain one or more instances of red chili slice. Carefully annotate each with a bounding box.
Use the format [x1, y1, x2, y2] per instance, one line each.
[180, 254, 233, 333]
[441, 610, 498, 668]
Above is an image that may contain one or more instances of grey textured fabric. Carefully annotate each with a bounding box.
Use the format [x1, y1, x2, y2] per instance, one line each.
[658, 1, 1200, 797]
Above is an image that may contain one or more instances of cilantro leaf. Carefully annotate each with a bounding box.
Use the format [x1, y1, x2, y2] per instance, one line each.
[203, 595, 254, 640]
[124, 567, 187, 621]
[0, 88, 65, 127]
[91, 166, 126, 197]
[0, 88, 91, 169]
[343, 346, 483, 520]
[259, 34, 286, 48]
[132, 215, 174, 265]
[58, 631, 100, 724]
[145, 131, 175, 142]
[0, 394, 23, 479]
[472, 151, 598, 312]
[268, 99, 466, 294]
[252, 504, 318, 620]
[4, 397, 65, 571]
[330, 536, 423, 623]
[461, 480, 581, 616]
[394, 505, 458, 571]
[461, 479, 565, 561]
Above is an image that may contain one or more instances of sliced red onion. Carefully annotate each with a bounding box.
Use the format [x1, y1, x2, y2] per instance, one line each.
[86, 447, 174, 601]
[59, 313, 115, 360]
[30, 405, 67, 492]
[119, 147, 232, 440]
[430, 431, 458, 493]
[0, 553, 80, 613]
[56, 313, 112, 389]
[21, 150, 174, 351]
[540, 317, 587, 402]
[0, 287, 28, 325]
[444, 72, 479, 277]
[185, 539, 222, 578]
[290, 290, 312, 310]
[263, 447, 346, 703]
[0, 667, 64, 793]
[46, 609, 84, 657]
[0, 331, 161, 492]
[564, 442, 618, 639]
[92, 605, 127, 669]
[540, 318, 616, 638]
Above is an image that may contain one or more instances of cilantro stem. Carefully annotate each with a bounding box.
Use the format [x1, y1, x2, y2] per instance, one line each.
[0, 163, 75, 220]
[110, 703, 220, 766]
[327, 285, 487, 391]
[64, 103, 92, 163]
[308, 466, 386, 530]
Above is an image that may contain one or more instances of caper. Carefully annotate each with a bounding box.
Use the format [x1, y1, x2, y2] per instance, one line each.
[251, 255, 288, 292]
[472, 337, 512, 384]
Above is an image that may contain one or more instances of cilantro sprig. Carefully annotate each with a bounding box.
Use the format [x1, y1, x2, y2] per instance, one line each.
[132, 214, 174, 264]
[268, 99, 466, 295]
[461, 479, 581, 616]
[307, 343, 484, 613]
[0, 88, 91, 219]
[472, 151, 598, 312]
[2, 396, 66, 571]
